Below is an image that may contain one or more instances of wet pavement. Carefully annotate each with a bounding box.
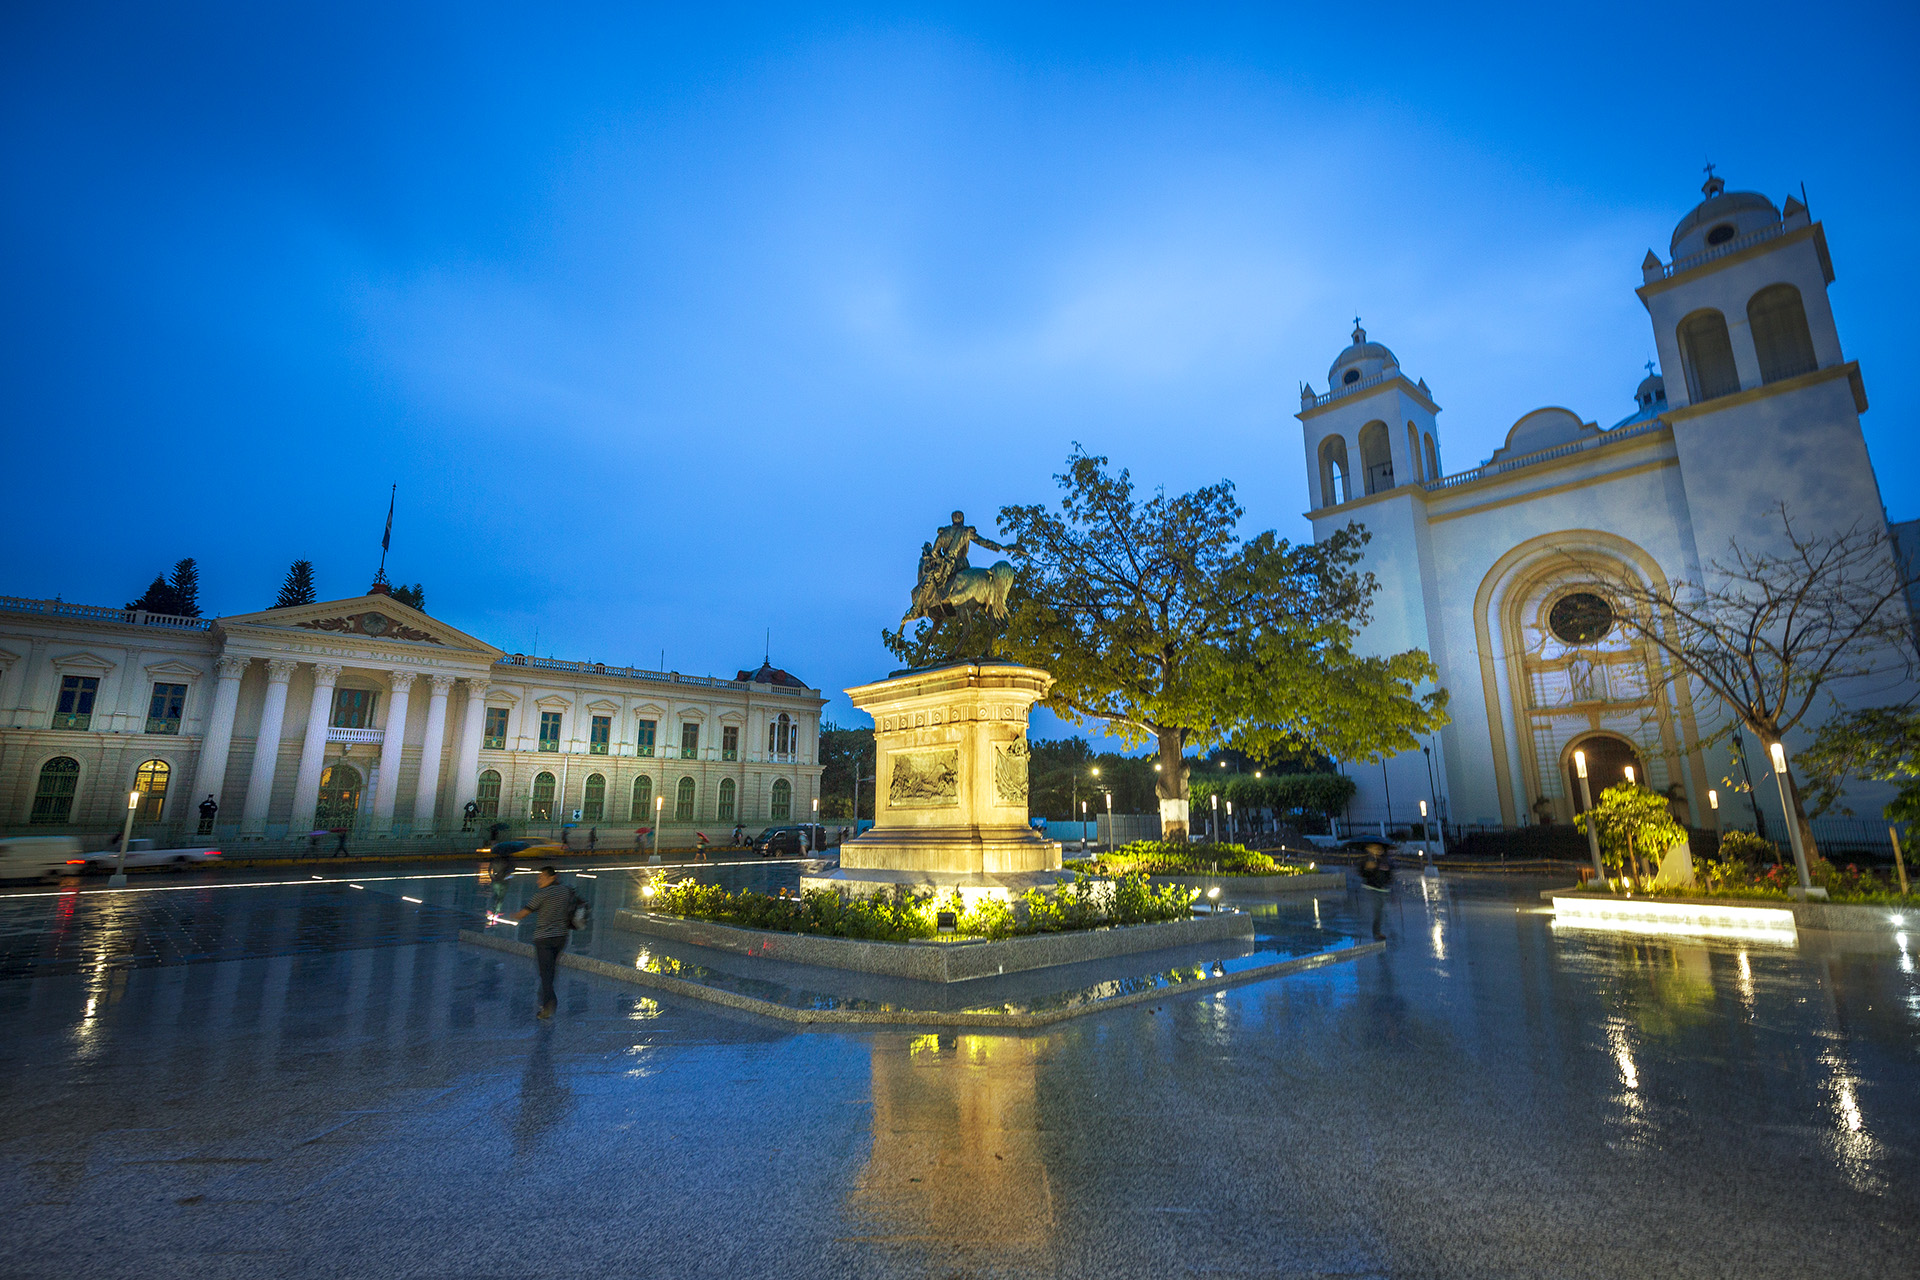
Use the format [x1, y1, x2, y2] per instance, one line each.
[0, 864, 1916, 1278]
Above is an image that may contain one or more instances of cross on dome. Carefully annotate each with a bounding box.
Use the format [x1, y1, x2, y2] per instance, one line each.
[1701, 161, 1725, 199]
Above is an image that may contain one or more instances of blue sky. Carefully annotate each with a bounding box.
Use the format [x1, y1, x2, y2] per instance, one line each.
[5, 2, 1917, 733]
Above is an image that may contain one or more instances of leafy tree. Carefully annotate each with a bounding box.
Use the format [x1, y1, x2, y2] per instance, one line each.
[390, 582, 426, 610]
[1588, 505, 1915, 858]
[272, 559, 317, 609]
[1799, 706, 1920, 823]
[1189, 773, 1357, 820]
[125, 557, 201, 617]
[1575, 782, 1687, 878]
[818, 725, 876, 821]
[1027, 737, 1096, 820]
[997, 449, 1447, 840]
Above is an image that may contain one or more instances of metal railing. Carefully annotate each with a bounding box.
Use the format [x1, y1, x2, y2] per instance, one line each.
[1423, 417, 1669, 493]
[1363, 461, 1395, 494]
[0, 595, 213, 630]
[1662, 219, 1789, 279]
[493, 653, 813, 695]
[325, 727, 384, 744]
[1306, 367, 1396, 408]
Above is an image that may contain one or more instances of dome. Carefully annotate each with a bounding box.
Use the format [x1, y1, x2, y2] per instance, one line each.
[1611, 368, 1668, 429]
[1669, 171, 1780, 261]
[736, 660, 809, 689]
[1326, 322, 1398, 388]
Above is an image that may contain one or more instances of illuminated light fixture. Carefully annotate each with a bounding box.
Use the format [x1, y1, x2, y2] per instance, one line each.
[1624, 765, 1636, 785]
[401, 895, 423, 904]
[1550, 895, 1797, 945]
[1573, 750, 1587, 779]
[1709, 789, 1719, 810]
[1769, 741, 1788, 772]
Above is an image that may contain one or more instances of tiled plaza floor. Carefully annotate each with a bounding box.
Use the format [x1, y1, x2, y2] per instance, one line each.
[0, 866, 1915, 1278]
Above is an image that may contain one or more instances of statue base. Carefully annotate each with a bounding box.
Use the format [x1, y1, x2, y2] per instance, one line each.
[813, 661, 1061, 899]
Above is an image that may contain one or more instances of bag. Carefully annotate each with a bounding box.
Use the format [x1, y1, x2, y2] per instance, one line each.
[568, 888, 591, 931]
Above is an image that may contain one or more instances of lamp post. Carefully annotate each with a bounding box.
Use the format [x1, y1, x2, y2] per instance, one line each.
[1226, 798, 1234, 844]
[653, 795, 663, 863]
[1574, 749, 1604, 885]
[1104, 791, 1113, 858]
[1419, 799, 1437, 877]
[1210, 791, 1219, 842]
[1421, 744, 1446, 865]
[1708, 788, 1721, 840]
[1624, 764, 1636, 786]
[109, 788, 138, 887]
[1079, 799, 1088, 852]
[1769, 741, 1817, 894]
[808, 796, 818, 855]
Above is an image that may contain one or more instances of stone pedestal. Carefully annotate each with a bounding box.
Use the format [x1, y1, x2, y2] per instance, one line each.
[803, 661, 1061, 899]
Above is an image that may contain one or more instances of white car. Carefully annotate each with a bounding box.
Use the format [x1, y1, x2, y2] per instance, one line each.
[0, 836, 82, 880]
[67, 838, 225, 874]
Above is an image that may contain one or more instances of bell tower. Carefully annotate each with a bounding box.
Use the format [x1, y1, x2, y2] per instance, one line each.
[1297, 321, 1443, 515]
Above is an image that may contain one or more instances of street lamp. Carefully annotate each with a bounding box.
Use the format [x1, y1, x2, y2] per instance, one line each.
[1573, 749, 1604, 885]
[109, 788, 138, 887]
[1104, 791, 1113, 858]
[1769, 741, 1817, 894]
[1624, 764, 1636, 786]
[1226, 798, 1233, 844]
[1079, 799, 1088, 852]
[653, 794, 664, 863]
[1210, 791, 1219, 842]
[1708, 788, 1721, 840]
[1420, 743, 1445, 867]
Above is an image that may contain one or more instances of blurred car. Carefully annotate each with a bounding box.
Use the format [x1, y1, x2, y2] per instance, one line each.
[476, 838, 565, 861]
[0, 836, 82, 880]
[753, 824, 831, 858]
[68, 838, 222, 874]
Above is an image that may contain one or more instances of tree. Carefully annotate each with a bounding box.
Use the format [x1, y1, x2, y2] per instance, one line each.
[1587, 505, 1915, 857]
[1799, 706, 1920, 824]
[818, 725, 876, 822]
[1575, 782, 1687, 879]
[390, 583, 426, 610]
[997, 449, 1448, 840]
[125, 557, 201, 617]
[272, 560, 317, 609]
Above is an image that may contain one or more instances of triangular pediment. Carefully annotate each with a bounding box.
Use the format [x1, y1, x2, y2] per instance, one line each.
[218, 594, 503, 657]
[144, 659, 206, 679]
[52, 650, 116, 673]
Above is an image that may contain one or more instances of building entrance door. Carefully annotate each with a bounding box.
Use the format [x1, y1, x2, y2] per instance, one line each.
[317, 764, 363, 829]
[1566, 736, 1643, 811]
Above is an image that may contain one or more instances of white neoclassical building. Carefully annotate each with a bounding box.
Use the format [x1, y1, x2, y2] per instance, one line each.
[0, 587, 825, 843]
[1297, 174, 1914, 831]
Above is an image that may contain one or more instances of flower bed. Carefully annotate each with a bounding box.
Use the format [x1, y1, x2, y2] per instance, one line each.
[1587, 830, 1920, 906]
[1067, 841, 1316, 878]
[646, 872, 1191, 943]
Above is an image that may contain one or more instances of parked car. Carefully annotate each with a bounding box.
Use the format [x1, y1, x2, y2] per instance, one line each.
[0, 836, 82, 880]
[753, 824, 831, 858]
[68, 838, 223, 874]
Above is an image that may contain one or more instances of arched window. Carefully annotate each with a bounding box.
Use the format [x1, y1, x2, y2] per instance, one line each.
[319, 764, 362, 828]
[1358, 420, 1394, 495]
[717, 777, 736, 822]
[675, 776, 697, 822]
[631, 774, 653, 820]
[133, 759, 170, 821]
[582, 773, 605, 822]
[1677, 309, 1740, 402]
[1748, 284, 1818, 384]
[31, 757, 80, 824]
[530, 771, 555, 822]
[768, 713, 796, 759]
[770, 778, 792, 821]
[1317, 436, 1350, 508]
[476, 769, 501, 819]
[1406, 423, 1423, 482]
[1424, 432, 1439, 481]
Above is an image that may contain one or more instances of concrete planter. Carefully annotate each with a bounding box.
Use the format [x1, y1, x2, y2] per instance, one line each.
[613, 907, 1254, 982]
[1547, 888, 1918, 934]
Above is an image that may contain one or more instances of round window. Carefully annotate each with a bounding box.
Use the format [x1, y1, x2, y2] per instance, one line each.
[1548, 592, 1613, 645]
[1342, 368, 1361, 385]
[1705, 223, 1737, 246]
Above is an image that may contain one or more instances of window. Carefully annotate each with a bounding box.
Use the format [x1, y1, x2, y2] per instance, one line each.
[52, 676, 98, 731]
[133, 759, 170, 821]
[632, 774, 653, 819]
[1748, 284, 1818, 384]
[476, 769, 501, 819]
[1406, 423, 1423, 482]
[318, 764, 362, 828]
[1342, 368, 1360, 385]
[31, 757, 80, 824]
[530, 771, 556, 821]
[1705, 223, 1737, 246]
[1549, 592, 1615, 645]
[1678, 309, 1741, 402]
[680, 722, 699, 759]
[1424, 433, 1439, 482]
[1358, 421, 1393, 496]
[538, 712, 562, 752]
[769, 713, 796, 758]
[147, 683, 187, 735]
[635, 718, 656, 757]
[483, 707, 509, 750]
[722, 726, 739, 761]
[1317, 436, 1350, 508]
[590, 715, 611, 755]
[331, 687, 377, 728]
[583, 773, 605, 821]
[770, 778, 792, 820]
[717, 777, 736, 822]
[675, 776, 696, 822]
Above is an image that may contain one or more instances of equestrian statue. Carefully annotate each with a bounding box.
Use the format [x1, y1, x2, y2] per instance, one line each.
[903, 510, 1019, 626]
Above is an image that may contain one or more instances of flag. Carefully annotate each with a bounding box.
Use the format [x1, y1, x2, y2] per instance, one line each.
[381, 486, 394, 553]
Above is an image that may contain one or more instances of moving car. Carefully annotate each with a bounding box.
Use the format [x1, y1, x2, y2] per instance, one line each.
[0, 836, 82, 880]
[476, 837, 565, 860]
[753, 824, 831, 858]
[67, 838, 223, 874]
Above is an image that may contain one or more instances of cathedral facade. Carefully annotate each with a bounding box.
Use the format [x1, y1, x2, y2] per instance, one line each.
[1298, 176, 1911, 831]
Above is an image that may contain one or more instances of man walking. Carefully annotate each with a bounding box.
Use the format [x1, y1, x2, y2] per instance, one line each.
[511, 866, 575, 1019]
[1357, 842, 1393, 941]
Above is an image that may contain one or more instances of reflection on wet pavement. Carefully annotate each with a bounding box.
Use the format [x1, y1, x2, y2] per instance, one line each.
[0, 868, 1916, 1278]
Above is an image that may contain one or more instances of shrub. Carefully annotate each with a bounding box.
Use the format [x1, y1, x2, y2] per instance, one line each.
[1718, 830, 1780, 864]
[1077, 841, 1301, 877]
[1575, 783, 1686, 877]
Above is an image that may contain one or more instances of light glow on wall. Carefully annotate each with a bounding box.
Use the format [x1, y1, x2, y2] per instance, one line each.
[1550, 895, 1797, 945]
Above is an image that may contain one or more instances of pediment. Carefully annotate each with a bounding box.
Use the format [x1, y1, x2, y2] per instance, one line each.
[144, 660, 205, 680]
[717, 710, 745, 724]
[218, 594, 503, 657]
[0, 645, 21, 667]
[585, 698, 621, 713]
[52, 650, 116, 673]
[484, 689, 521, 705]
[633, 702, 666, 717]
[534, 695, 572, 710]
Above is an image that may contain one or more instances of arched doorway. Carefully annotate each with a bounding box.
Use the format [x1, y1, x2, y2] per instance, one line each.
[1565, 735, 1644, 811]
[317, 764, 362, 829]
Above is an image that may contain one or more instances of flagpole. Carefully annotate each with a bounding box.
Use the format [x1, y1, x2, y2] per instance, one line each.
[375, 485, 394, 587]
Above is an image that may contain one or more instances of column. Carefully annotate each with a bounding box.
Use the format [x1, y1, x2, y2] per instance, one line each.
[453, 680, 490, 818]
[189, 656, 249, 818]
[288, 662, 343, 833]
[412, 674, 455, 832]
[240, 659, 298, 832]
[372, 669, 415, 830]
